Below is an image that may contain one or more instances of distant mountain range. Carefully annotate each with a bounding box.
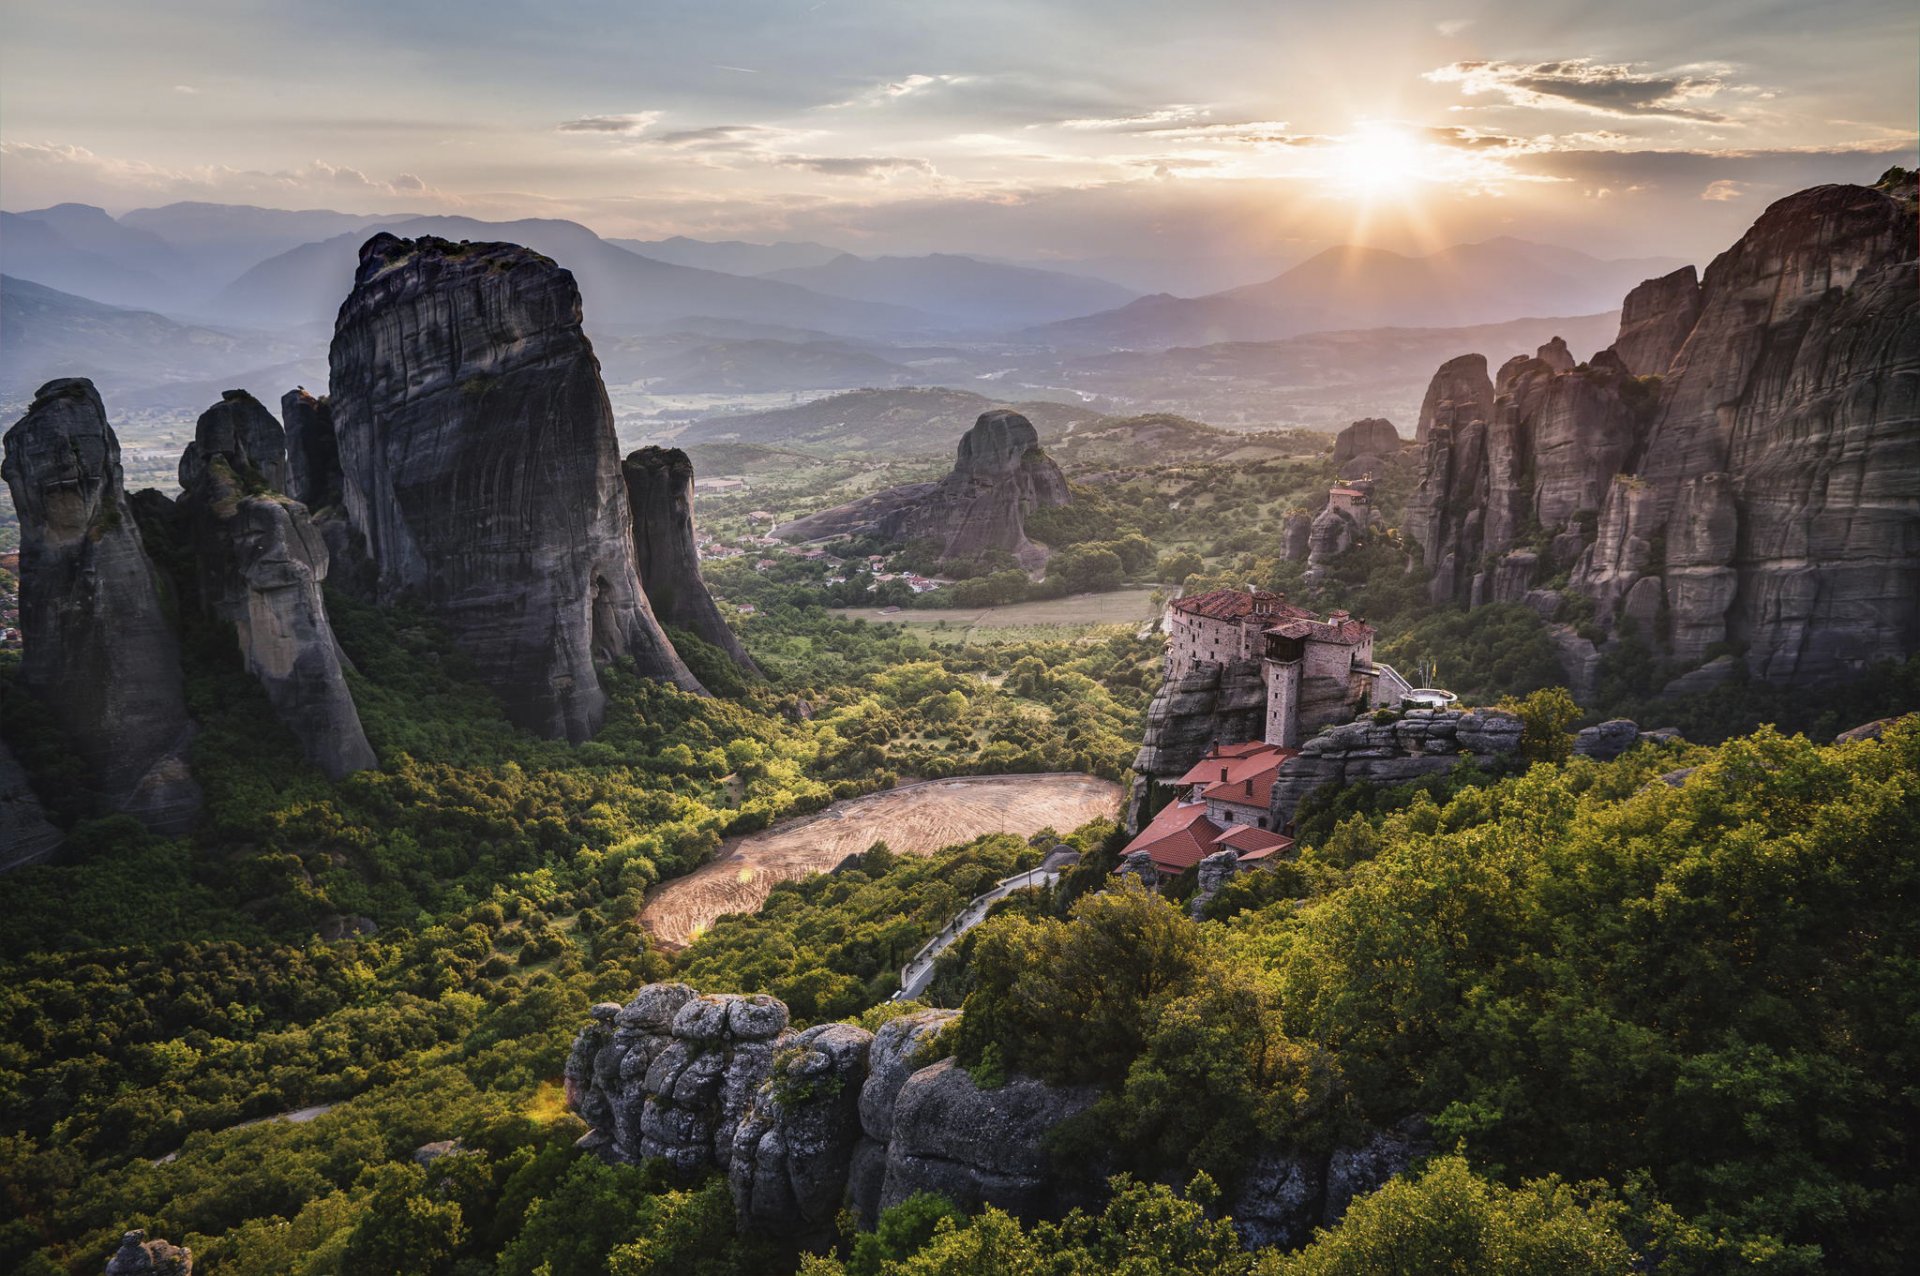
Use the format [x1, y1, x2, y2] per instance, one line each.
[1029, 237, 1687, 349]
[757, 253, 1139, 328]
[609, 235, 845, 276]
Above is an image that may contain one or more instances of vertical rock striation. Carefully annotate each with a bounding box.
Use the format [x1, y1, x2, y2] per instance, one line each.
[1414, 353, 1493, 443]
[1405, 179, 1919, 685]
[2, 379, 200, 832]
[1331, 417, 1401, 474]
[622, 446, 757, 674]
[327, 233, 699, 740]
[178, 394, 376, 780]
[280, 388, 343, 510]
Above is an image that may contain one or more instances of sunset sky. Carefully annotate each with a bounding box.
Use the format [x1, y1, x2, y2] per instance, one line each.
[3, 0, 1914, 272]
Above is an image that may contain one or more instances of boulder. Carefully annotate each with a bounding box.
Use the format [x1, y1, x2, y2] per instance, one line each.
[730, 1022, 874, 1240]
[105, 1231, 191, 1276]
[1331, 417, 1401, 474]
[860, 1010, 959, 1143]
[2, 379, 200, 832]
[327, 233, 699, 741]
[1573, 719, 1641, 761]
[623, 446, 757, 673]
[1190, 848, 1240, 919]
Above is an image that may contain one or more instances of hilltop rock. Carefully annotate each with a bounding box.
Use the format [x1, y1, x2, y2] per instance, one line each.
[1281, 511, 1313, 562]
[328, 233, 698, 740]
[105, 1230, 191, 1276]
[1607, 265, 1701, 375]
[2, 379, 200, 832]
[1414, 353, 1493, 443]
[178, 389, 288, 495]
[776, 411, 1070, 570]
[176, 396, 375, 780]
[280, 388, 343, 510]
[1331, 417, 1401, 474]
[0, 737, 62, 871]
[623, 447, 757, 673]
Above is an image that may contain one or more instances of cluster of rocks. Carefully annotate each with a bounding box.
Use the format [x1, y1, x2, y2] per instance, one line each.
[1, 232, 752, 859]
[567, 982, 1427, 1249]
[1268, 708, 1525, 827]
[565, 983, 1097, 1243]
[1406, 178, 1919, 689]
[775, 409, 1071, 570]
[104, 1231, 190, 1276]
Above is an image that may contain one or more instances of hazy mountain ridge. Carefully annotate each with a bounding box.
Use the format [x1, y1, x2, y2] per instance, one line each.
[757, 252, 1140, 328]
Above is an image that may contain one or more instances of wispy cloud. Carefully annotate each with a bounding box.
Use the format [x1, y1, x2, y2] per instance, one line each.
[780, 155, 934, 178]
[824, 73, 973, 110]
[1424, 59, 1745, 124]
[1700, 178, 1745, 200]
[1058, 104, 1212, 131]
[555, 112, 663, 135]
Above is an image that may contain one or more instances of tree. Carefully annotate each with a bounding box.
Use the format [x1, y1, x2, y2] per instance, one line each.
[1498, 687, 1582, 764]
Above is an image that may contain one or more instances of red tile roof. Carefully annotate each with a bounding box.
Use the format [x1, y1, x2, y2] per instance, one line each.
[1216, 825, 1294, 857]
[1122, 801, 1222, 874]
[1173, 739, 1288, 786]
[1265, 617, 1374, 645]
[1170, 588, 1312, 623]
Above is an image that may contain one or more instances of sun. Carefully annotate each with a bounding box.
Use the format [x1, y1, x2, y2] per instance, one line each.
[1328, 125, 1428, 199]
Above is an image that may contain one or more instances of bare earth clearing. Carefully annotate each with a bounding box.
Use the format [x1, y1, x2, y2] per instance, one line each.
[641, 772, 1122, 948]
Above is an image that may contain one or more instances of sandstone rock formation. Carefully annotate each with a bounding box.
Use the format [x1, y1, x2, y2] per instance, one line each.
[569, 985, 1098, 1241]
[1607, 265, 1701, 376]
[1281, 511, 1313, 562]
[327, 233, 698, 739]
[776, 411, 1070, 570]
[280, 388, 343, 510]
[1407, 180, 1919, 688]
[177, 395, 376, 780]
[1230, 1118, 1429, 1250]
[1414, 353, 1493, 443]
[0, 737, 62, 870]
[1131, 658, 1268, 778]
[1269, 708, 1523, 829]
[104, 1231, 191, 1276]
[2, 379, 200, 832]
[1331, 418, 1401, 474]
[1190, 848, 1239, 918]
[622, 447, 757, 673]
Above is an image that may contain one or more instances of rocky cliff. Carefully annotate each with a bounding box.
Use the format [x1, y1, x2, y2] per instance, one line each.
[622, 447, 757, 674]
[1406, 179, 1919, 686]
[2, 379, 201, 831]
[176, 393, 376, 780]
[1131, 658, 1269, 779]
[327, 233, 699, 739]
[776, 411, 1070, 570]
[0, 737, 62, 870]
[1267, 708, 1524, 828]
[1330, 417, 1401, 474]
[1413, 353, 1493, 443]
[280, 388, 343, 510]
[568, 982, 1419, 1248]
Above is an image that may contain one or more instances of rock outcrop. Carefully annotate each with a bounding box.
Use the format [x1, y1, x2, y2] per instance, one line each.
[1230, 1118, 1430, 1250]
[1331, 418, 1401, 474]
[1414, 353, 1493, 443]
[776, 411, 1070, 570]
[1131, 658, 1268, 778]
[622, 447, 757, 673]
[569, 985, 1098, 1241]
[104, 1231, 191, 1276]
[176, 394, 376, 780]
[1268, 708, 1523, 829]
[0, 737, 62, 870]
[280, 388, 343, 510]
[1407, 181, 1919, 688]
[1606, 265, 1701, 376]
[2, 379, 200, 832]
[327, 233, 699, 739]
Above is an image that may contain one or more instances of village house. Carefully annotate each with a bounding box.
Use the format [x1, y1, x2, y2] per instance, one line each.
[1121, 741, 1297, 876]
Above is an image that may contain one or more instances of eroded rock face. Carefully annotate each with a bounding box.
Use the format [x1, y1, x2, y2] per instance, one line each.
[179, 389, 288, 495]
[280, 388, 343, 510]
[1608, 265, 1701, 376]
[1270, 709, 1523, 829]
[1414, 353, 1494, 443]
[1331, 418, 1401, 474]
[731, 1022, 874, 1241]
[777, 411, 1070, 570]
[2, 379, 200, 832]
[1408, 181, 1919, 688]
[177, 397, 375, 780]
[1131, 658, 1268, 778]
[1230, 1118, 1430, 1250]
[623, 447, 756, 673]
[328, 233, 698, 740]
[0, 737, 62, 871]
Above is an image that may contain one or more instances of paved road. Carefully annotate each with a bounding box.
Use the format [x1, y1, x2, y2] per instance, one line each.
[895, 866, 1058, 1001]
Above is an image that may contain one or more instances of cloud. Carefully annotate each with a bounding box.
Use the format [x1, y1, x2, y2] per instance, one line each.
[824, 73, 973, 110]
[0, 140, 447, 203]
[172, 84, 198, 95]
[1700, 179, 1745, 200]
[779, 155, 934, 178]
[392, 172, 427, 192]
[1059, 104, 1212, 131]
[556, 112, 663, 135]
[1435, 19, 1473, 37]
[1424, 59, 1743, 124]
